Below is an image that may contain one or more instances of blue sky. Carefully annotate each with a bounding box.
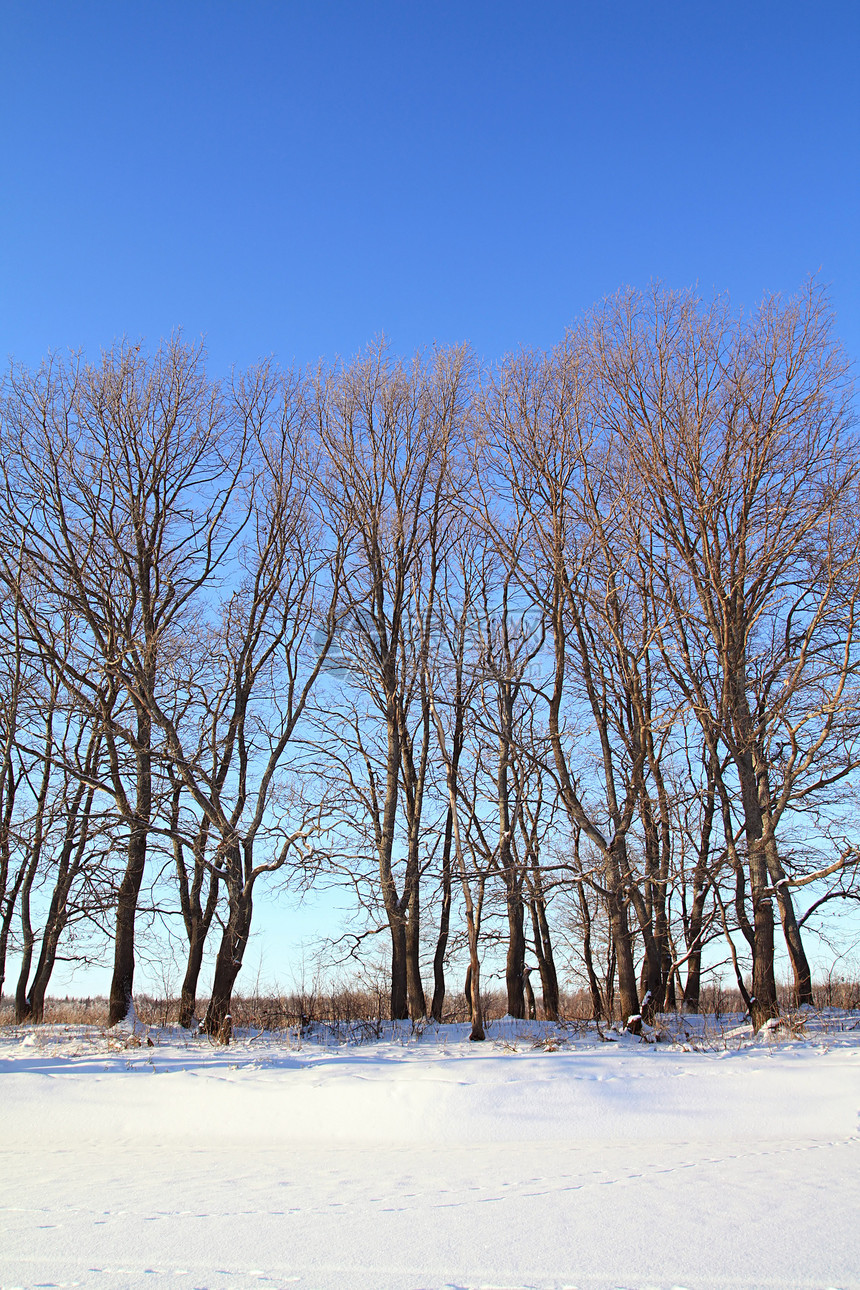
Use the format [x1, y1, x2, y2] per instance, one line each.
[2, 2, 858, 997]
[1, 2, 858, 377]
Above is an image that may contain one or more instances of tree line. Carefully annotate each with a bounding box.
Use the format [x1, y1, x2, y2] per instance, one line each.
[1, 282, 858, 1040]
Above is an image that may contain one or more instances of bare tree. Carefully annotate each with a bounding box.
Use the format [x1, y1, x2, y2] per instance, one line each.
[14, 719, 112, 1024]
[121, 364, 347, 1039]
[2, 293, 857, 1029]
[426, 622, 486, 1040]
[591, 283, 860, 1025]
[0, 582, 114, 1017]
[165, 772, 219, 1029]
[479, 346, 657, 1026]
[0, 337, 249, 1024]
[0, 582, 33, 1002]
[314, 344, 472, 1021]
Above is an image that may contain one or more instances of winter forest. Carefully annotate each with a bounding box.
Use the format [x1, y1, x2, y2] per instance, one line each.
[2, 281, 859, 1042]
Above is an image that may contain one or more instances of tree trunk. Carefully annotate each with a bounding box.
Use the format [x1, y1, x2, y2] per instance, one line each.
[736, 751, 779, 1029]
[628, 880, 664, 1020]
[389, 915, 408, 1021]
[0, 870, 25, 1004]
[379, 700, 408, 1022]
[505, 890, 526, 1018]
[605, 933, 616, 1020]
[607, 857, 639, 1023]
[467, 948, 484, 1040]
[683, 762, 715, 1014]
[14, 858, 37, 1023]
[427, 675, 484, 1040]
[523, 967, 536, 1020]
[173, 806, 219, 1029]
[22, 877, 74, 1023]
[405, 881, 426, 1020]
[430, 807, 453, 1022]
[682, 884, 710, 1014]
[761, 815, 814, 1007]
[25, 913, 66, 1024]
[578, 884, 604, 1020]
[22, 777, 96, 1024]
[634, 789, 664, 1019]
[25, 943, 59, 1025]
[179, 922, 210, 1030]
[108, 825, 148, 1025]
[203, 885, 253, 1042]
[772, 875, 814, 1007]
[108, 711, 152, 1027]
[530, 893, 560, 1021]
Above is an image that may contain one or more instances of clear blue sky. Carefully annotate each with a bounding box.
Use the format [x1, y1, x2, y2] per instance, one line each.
[1, 2, 858, 377]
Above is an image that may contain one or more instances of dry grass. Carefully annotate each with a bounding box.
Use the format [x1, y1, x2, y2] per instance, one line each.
[3, 976, 858, 1031]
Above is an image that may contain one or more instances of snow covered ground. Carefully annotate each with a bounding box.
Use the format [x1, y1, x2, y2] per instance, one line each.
[1, 1014, 858, 1290]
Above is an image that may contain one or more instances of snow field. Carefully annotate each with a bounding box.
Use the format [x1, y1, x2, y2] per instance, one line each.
[1, 1018, 858, 1290]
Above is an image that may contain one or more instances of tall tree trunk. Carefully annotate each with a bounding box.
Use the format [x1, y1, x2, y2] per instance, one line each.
[430, 807, 453, 1022]
[14, 857, 38, 1022]
[682, 884, 710, 1014]
[428, 677, 484, 1040]
[683, 757, 716, 1014]
[23, 869, 77, 1023]
[203, 873, 253, 1042]
[578, 883, 604, 1020]
[24, 775, 98, 1024]
[108, 824, 148, 1025]
[605, 932, 616, 1020]
[546, 597, 638, 1024]
[466, 945, 484, 1040]
[736, 751, 779, 1029]
[530, 892, 560, 1021]
[635, 789, 662, 1014]
[173, 801, 219, 1029]
[628, 877, 664, 1020]
[25, 906, 68, 1024]
[379, 702, 408, 1021]
[607, 849, 639, 1024]
[523, 966, 537, 1020]
[405, 879, 425, 1020]
[388, 916, 408, 1021]
[760, 810, 814, 1006]
[505, 889, 526, 1018]
[25, 936, 60, 1025]
[652, 761, 674, 1016]
[179, 921, 210, 1030]
[0, 854, 28, 1007]
[108, 710, 152, 1027]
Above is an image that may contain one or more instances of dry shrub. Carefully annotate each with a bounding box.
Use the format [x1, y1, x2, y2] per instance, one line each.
[0, 996, 109, 1026]
[3, 976, 858, 1030]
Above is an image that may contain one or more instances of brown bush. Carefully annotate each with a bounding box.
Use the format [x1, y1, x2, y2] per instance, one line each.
[3, 977, 858, 1031]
